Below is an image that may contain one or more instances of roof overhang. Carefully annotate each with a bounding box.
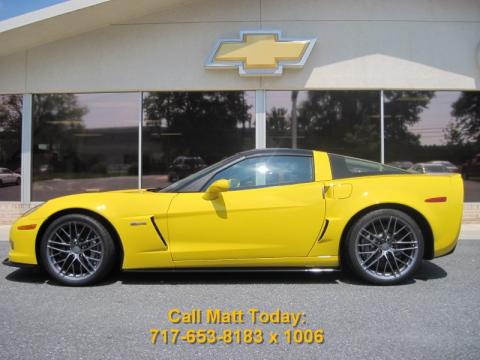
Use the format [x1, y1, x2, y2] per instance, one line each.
[0, 0, 194, 57]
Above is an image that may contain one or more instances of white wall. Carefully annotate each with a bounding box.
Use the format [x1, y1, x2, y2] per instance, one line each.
[0, 0, 479, 93]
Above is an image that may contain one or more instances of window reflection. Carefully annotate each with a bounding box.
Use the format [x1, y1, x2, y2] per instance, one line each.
[384, 91, 480, 201]
[206, 155, 313, 190]
[142, 91, 255, 189]
[0, 95, 22, 201]
[32, 93, 139, 201]
[266, 91, 381, 161]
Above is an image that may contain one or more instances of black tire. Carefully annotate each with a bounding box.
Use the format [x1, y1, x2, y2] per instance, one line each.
[39, 214, 116, 286]
[343, 209, 424, 285]
[15, 177, 20, 185]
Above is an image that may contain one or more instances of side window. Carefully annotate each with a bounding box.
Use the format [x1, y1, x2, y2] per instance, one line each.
[205, 155, 313, 190]
[329, 153, 405, 179]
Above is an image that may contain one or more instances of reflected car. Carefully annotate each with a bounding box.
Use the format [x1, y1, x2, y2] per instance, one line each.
[427, 161, 459, 173]
[461, 153, 480, 180]
[5, 149, 463, 286]
[0, 168, 21, 186]
[387, 161, 413, 170]
[167, 156, 207, 182]
[408, 163, 451, 175]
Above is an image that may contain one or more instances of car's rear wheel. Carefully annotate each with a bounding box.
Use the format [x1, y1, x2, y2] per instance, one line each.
[39, 214, 116, 286]
[344, 209, 424, 285]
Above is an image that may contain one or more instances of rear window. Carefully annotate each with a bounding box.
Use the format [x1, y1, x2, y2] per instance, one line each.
[328, 153, 406, 179]
[424, 165, 448, 173]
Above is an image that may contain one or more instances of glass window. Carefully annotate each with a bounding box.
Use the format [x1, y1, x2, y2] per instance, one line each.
[0, 95, 22, 201]
[266, 91, 381, 161]
[384, 91, 480, 202]
[142, 91, 255, 189]
[206, 155, 313, 190]
[32, 93, 140, 201]
[329, 154, 404, 179]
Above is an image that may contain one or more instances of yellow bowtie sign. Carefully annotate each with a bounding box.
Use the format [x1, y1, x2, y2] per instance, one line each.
[206, 30, 316, 76]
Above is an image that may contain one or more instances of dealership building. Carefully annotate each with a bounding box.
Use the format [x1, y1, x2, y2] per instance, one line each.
[0, 0, 479, 223]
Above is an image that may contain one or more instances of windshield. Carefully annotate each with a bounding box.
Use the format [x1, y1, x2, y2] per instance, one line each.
[159, 153, 242, 192]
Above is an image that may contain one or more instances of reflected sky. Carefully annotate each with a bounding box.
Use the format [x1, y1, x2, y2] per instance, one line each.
[77, 93, 140, 129]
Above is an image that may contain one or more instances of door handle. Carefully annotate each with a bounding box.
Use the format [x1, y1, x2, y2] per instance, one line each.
[322, 185, 330, 199]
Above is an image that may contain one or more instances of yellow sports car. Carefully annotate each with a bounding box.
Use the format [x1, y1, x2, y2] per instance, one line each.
[5, 149, 463, 286]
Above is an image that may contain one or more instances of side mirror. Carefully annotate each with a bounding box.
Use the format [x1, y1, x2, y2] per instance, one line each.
[203, 179, 230, 200]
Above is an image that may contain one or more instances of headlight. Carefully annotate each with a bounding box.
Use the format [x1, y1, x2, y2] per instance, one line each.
[22, 203, 45, 217]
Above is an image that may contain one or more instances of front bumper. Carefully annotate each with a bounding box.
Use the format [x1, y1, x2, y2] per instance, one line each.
[2, 257, 36, 269]
[7, 217, 42, 265]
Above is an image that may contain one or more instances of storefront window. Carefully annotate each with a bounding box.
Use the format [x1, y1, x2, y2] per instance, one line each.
[384, 91, 480, 202]
[142, 91, 255, 189]
[266, 91, 381, 161]
[32, 93, 140, 201]
[0, 95, 22, 201]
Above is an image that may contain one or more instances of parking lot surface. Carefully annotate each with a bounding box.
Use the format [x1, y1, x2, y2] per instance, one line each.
[1, 240, 479, 360]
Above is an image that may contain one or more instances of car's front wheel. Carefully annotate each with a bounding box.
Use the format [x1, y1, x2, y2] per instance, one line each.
[39, 214, 116, 286]
[344, 209, 424, 285]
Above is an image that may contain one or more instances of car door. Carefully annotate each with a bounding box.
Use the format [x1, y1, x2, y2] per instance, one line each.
[167, 155, 326, 261]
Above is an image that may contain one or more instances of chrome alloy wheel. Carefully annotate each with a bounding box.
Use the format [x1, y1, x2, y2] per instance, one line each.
[46, 221, 104, 280]
[354, 216, 419, 280]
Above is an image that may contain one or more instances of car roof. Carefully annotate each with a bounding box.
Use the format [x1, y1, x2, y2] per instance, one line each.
[416, 163, 446, 167]
[238, 148, 313, 157]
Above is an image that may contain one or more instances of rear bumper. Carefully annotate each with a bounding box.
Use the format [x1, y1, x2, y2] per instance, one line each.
[433, 229, 459, 258]
[436, 244, 457, 258]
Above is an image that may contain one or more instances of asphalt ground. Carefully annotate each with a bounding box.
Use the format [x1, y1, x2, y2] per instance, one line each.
[1, 238, 479, 360]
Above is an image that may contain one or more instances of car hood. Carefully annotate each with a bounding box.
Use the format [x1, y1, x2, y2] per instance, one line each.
[25, 189, 177, 221]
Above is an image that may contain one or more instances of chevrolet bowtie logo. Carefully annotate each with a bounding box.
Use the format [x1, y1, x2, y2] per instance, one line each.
[206, 30, 316, 76]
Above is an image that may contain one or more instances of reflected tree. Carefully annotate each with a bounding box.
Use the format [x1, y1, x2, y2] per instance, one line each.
[296, 91, 381, 160]
[33, 94, 88, 176]
[383, 91, 434, 145]
[446, 92, 480, 145]
[0, 95, 22, 169]
[143, 92, 252, 171]
[267, 90, 435, 162]
[267, 107, 288, 132]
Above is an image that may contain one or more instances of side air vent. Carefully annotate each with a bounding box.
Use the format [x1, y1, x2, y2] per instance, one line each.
[317, 219, 329, 242]
[150, 217, 168, 247]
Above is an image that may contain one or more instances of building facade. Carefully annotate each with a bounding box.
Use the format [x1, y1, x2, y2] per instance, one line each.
[0, 0, 479, 222]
